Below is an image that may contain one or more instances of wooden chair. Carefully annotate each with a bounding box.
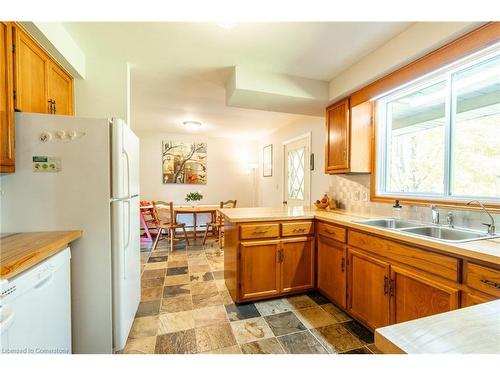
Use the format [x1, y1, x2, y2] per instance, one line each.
[202, 200, 237, 248]
[152, 201, 189, 252]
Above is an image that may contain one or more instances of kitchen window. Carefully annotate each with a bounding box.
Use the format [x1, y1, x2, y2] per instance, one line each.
[375, 45, 500, 203]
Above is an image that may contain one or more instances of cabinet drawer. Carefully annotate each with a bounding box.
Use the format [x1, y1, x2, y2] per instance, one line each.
[282, 221, 314, 237]
[317, 222, 346, 243]
[465, 263, 500, 298]
[348, 231, 459, 282]
[240, 223, 280, 240]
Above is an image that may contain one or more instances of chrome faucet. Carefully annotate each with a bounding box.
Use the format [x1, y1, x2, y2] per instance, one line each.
[467, 200, 496, 235]
[430, 205, 439, 224]
[446, 212, 454, 228]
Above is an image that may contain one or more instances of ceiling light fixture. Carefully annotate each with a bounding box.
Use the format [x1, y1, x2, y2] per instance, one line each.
[182, 121, 203, 131]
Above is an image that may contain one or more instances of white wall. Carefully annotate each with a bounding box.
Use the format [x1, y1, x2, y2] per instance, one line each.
[328, 22, 482, 101]
[256, 116, 330, 207]
[137, 131, 257, 214]
[74, 54, 129, 121]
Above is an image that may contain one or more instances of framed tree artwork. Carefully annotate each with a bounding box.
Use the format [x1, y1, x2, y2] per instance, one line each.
[162, 141, 207, 184]
[263, 144, 273, 177]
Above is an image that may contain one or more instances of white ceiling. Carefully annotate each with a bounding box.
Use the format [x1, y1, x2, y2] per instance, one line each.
[63, 22, 412, 138]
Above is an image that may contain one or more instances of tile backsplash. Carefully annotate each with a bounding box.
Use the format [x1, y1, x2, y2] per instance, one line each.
[328, 174, 499, 232]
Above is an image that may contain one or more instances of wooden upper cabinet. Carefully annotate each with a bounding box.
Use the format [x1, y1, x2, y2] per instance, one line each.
[14, 26, 50, 113]
[281, 237, 315, 293]
[48, 62, 73, 115]
[13, 24, 73, 115]
[347, 248, 390, 330]
[325, 98, 372, 174]
[240, 240, 281, 301]
[390, 265, 459, 324]
[317, 235, 346, 309]
[0, 21, 15, 173]
[325, 98, 349, 172]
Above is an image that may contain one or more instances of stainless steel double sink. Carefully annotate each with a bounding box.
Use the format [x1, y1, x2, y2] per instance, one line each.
[354, 218, 499, 243]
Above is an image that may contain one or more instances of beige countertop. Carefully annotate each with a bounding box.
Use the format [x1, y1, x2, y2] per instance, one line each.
[219, 206, 500, 267]
[374, 299, 500, 354]
[0, 231, 82, 280]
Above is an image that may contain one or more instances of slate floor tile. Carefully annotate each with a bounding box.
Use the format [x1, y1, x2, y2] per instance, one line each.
[160, 295, 193, 314]
[240, 337, 285, 354]
[225, 303, 261, 321]
[148, 256, 168, 263]
[264, 311, 307, 336]
[342, 320, 374, 344]
[255, 298, 293, 316]
[306, 291, 331, 305]
[190, 272, 214, 283]
[311, 324, 364, 353]
[163, 284, 190, 298]
[158, 310, 195, 334]
[192, 291, 223, 309]
[230, 317, 275, 344]
[122, 336, 156, 354]
[340, 346, 373, 354]
[166, 266, 188, 276]
[294, 307, 338, 329]
[135, 300, 161, 317]
[278, 331, 328, 354]
[155, 329, 197, 354]
[320, 303, 352, 323]
[195, 323, 237, 352]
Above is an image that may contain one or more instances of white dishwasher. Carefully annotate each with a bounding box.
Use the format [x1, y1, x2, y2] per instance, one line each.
[0, 247, 72, 354]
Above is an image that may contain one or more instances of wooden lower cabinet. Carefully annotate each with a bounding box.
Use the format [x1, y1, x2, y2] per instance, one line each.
[317, 235, 346, 308]
[461, 291, 496, 307]
[390, 265, 459, 324]
[237, 234, 315, 302]
[281, 237, 315, 293]
[347, 248, 390, 330]
[240, 240, 281, 300]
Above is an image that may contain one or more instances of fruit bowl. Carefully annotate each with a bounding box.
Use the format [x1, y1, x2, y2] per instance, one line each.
[314, 201, 329, 209]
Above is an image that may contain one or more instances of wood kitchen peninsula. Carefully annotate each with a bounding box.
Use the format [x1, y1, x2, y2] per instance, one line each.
[220, 207, 500, 335]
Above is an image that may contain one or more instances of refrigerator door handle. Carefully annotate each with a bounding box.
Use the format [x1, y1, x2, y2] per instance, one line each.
[123, 149, 131, 199]
[123, 200, 131, 280]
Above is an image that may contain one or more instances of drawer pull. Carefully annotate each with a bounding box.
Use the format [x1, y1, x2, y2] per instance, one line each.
[293, 228, 306, 232]
[252, 230, 269, 235]
[324, 229, 336, 235]
[480, 279, 500, 289]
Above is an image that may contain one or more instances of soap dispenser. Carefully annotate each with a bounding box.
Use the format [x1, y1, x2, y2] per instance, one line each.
[393, 200, 402, 219]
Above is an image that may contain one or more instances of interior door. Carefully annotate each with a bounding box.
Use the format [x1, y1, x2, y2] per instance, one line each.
[240, 240, 281, 300]
[347, 248, 390, 330]
[390, 265, 459, 324]
[317, 235, 347, 308]
[283, 134, 310, 206]
[281, 237, 315, 293]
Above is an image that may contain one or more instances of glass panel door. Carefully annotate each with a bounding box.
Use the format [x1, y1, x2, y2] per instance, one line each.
[283, 135, 310, 206]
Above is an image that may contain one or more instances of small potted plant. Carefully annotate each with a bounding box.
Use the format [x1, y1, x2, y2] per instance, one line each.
[185, 191, 203, 207]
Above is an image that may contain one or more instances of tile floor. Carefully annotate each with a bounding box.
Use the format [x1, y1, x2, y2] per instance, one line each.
[120, 237, 380, 354]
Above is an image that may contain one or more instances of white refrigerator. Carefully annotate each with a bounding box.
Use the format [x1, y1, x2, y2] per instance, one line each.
[0, 112, 141, 353]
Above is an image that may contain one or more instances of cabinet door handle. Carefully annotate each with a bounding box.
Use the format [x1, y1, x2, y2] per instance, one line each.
[383, 276, 389, 295]
[252, 230, 269, 235]
[341, 257, 345, 273]
[53, 100, 56, 114]
[480, 279, 500, 289]
[48, 100, 52, 114]
[390, 278, 395, 297]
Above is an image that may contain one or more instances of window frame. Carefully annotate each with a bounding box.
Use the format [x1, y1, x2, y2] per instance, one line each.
[372, 44, 500, 209]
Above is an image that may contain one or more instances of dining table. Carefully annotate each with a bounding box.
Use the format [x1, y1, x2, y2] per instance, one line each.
[140, 204, 220, 240]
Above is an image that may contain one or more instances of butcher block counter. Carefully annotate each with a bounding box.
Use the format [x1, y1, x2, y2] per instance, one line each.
[0, 231, 82, 280]
[375, 299, 500, 353]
